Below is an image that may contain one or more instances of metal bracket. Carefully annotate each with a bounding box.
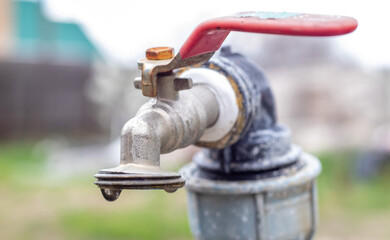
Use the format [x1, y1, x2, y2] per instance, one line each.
[137, 52, 214, 97]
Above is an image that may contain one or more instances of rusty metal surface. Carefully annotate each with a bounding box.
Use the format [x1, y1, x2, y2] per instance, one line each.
[146, 47, 174, 60]
[193, 48, 286, 174]
[138, 52, 214, 97]
[194, 61, 246, 149]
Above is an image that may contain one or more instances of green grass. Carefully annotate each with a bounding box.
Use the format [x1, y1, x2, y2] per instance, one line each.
[0, 141, 45, 185]
[60, 192, 192, 240]
[317, 150, 390, 215]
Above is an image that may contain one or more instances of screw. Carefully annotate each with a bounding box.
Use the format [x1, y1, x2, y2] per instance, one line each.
[146, 47, 174, 60]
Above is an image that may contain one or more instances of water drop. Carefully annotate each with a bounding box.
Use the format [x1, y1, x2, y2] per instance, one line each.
[164, 188, 177, 193]
[101, 188, 121, 202]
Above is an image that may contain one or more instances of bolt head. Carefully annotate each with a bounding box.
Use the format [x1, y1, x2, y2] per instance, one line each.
[146, 47, 174, 60]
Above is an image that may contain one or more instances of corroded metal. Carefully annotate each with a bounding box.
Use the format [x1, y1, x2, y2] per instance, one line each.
[138, 52, 214, 97]
[180, 153, 321, 240]
[146, 47, 174, 60]
[189, 62, 247, 149]
[177, 49, 322, 240]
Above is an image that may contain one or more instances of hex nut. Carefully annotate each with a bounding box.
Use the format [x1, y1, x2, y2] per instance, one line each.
[146, 47, 174, 60]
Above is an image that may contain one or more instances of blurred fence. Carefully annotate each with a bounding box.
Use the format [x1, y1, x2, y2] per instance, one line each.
[0, 59, 102, 139]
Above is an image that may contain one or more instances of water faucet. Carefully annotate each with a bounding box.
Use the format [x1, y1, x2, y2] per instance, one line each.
[95, 12, 357, 201]
[94, 11, 357, 240]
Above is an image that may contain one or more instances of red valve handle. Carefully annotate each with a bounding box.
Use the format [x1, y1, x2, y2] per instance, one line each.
[179, 12, 358, 59]
[138, 12, 357, 98]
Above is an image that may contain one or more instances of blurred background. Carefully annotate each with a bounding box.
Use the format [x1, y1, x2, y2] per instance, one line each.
[0, 0, 389, 239]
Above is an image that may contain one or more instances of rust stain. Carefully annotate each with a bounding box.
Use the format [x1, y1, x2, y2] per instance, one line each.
[187, 63, 246, 149]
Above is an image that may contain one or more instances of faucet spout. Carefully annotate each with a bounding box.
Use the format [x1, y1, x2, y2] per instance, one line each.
[121, 82, 219, 165]
[119, 112, 164, 167]
[94, 83, 220, 199]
